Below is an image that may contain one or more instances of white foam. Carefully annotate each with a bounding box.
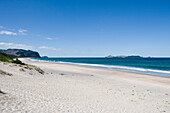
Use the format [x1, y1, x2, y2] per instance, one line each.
[56, 61, 170, 74]
[30, 59, 170, 76]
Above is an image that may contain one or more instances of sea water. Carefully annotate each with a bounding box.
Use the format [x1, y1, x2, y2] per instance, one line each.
[31, 57, 170, 77]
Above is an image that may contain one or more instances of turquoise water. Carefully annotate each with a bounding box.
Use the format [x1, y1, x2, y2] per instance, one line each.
[32, 57, 170, 77]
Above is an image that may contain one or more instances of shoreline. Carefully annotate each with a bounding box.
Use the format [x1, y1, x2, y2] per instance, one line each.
[21, 58, 170, 86]
[0, 58, 170, 113]
[28, 58, 170, 78]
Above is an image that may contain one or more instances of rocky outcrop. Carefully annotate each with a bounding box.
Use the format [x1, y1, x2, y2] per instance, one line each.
[0, 49, 41, 58]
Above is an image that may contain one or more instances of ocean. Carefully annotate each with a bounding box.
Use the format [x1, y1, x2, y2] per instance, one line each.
[31, 57, 170, 77]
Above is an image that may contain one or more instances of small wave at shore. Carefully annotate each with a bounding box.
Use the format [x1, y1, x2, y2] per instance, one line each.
[29, 58, 170, 77]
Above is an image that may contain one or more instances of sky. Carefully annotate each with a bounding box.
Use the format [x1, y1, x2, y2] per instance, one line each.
[0, 0, 170, 57]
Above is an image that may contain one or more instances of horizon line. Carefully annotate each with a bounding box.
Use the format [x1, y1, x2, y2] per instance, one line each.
[41, 56, 170, 58]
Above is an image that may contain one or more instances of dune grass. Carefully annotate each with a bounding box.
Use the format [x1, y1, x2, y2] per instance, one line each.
[0, 52, 44, 75]
[0, 69, 13, 76]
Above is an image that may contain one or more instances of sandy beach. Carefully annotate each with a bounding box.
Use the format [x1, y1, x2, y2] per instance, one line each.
[0, 58, 170, 113]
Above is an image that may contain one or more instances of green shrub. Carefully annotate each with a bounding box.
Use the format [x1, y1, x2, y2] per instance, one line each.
[12, 59, 25, 65]
[0, 52, 16, 62]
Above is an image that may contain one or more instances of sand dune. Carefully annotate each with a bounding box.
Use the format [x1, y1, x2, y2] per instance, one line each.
[0, 59, 169, 113]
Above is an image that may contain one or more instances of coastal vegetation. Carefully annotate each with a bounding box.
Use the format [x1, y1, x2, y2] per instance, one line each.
[12, 58, 25, 65]
[0, 51, 44, 74]
[0, 51, 16, 62]
[0, 69, 13, 76]
[20, 64, 44, 75]
[0, 51, 24, 64]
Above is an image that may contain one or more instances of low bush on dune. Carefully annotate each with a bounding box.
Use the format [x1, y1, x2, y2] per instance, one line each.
[12, 59, 25, 65]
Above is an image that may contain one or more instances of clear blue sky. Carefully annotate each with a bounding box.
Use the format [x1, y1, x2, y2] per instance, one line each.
[0, 0, 170, 57]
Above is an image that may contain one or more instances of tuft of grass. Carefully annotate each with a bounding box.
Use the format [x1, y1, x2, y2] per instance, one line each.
[22, 64, 44, 74]
[0, 69, 13, 76]
[165, 93, 169, 96]
[0, 90, 6, 94]
[19, 68, 25, 72]
[32, 65, 44, 74]
[59, 73, 65, 75]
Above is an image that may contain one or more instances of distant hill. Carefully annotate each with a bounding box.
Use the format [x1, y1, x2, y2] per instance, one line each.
[106, 55, 142, 58]
[0, 49, 41, 58]
[41, 56, 48, 58]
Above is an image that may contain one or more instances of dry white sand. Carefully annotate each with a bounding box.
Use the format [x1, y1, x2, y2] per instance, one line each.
[0, 58, 170, 113]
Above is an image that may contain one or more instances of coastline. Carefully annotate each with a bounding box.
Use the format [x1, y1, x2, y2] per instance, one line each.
[24, 58, 170, 86]
[29, 57, 170, 78]
[0, 58, 170, 113]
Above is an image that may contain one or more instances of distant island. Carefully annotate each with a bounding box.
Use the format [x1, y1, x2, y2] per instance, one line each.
[0, 49, 41, 58]
[41, 56, 48, 58]
[106, 55, 142, 58]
